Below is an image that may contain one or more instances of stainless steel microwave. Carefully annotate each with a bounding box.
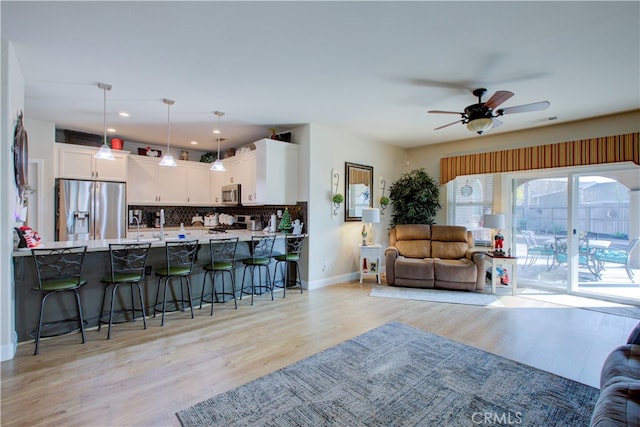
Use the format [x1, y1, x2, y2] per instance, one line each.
[221, 184, 241, 205]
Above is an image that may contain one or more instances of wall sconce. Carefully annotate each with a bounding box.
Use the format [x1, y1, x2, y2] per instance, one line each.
[378, 176, 389, 215]
[331, 168, 343, 218]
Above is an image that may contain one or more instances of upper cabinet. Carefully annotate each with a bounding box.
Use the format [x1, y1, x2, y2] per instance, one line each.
[186, 162, 212, 205]
[253, 138, 299, 205]
[128, 156, 188, 205]
[56, 143, 128, 181]
[215, 139, 298, 206]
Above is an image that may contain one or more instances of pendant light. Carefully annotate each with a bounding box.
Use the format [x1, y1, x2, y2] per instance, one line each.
[210, 110, 226, 172]
[159, 98, 177, 167]
[94, 82, 115, 160]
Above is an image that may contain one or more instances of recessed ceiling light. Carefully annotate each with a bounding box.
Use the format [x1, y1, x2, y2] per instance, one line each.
[107, 128, 116, 133]
[190, 141, 198, 145]
[118, 112, 130, 117]
[213, 129, 221, 134]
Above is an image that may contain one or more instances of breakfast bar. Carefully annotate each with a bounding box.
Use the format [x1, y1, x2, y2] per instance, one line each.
[12, 230, 294, 343]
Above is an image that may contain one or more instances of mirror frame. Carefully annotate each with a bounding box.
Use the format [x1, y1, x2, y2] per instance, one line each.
[344, 162, 374, 221]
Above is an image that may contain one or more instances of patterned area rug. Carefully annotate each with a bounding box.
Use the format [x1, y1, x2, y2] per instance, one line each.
[176, 322, 597, 426]
[369, 284, 504, 307]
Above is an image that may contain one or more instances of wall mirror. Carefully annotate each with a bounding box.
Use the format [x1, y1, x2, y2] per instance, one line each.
[345, 162, 373, 221]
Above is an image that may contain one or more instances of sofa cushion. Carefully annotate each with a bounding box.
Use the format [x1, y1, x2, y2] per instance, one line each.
[395, 257, 434, 281]
[600, 345, 640, 389]
[396, 240, 431, 258]
[394, 224, 431, 241]
[433, 258, 477, 284]
[590, 381, 640, 427]
[431, 225, 469, 243]
[432, 241, 469, 259]
[628, 322, 640, 345]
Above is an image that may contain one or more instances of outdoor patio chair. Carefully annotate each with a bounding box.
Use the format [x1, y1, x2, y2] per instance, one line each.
[521, 230, 554, 269]
[593, 237, 639, 283]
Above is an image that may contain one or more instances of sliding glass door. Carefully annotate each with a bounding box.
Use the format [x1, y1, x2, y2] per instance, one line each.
[512, 164, 639, 304]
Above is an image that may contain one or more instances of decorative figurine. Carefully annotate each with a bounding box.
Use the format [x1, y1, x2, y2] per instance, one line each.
[494, 231, 504, 253]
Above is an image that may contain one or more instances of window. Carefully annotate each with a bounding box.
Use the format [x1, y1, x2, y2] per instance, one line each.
[447, 174, 493, 244]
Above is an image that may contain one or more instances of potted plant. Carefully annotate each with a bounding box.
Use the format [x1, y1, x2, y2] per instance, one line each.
[332, 193, 344, 216]
[379, 195, 390, 215]
[388, 168, 441, 227]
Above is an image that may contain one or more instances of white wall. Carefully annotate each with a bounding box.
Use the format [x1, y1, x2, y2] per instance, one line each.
[305, 123, 407, 288]
[1, 40, 25, 361]
[24, 118, 56, 242]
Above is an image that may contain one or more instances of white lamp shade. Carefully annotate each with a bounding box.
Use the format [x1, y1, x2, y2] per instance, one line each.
[483, 213, 505, 229]
[361, 208, 381, 224]
[95, 144, 115, 160]
[159, 154, 177, 167]
[210, 159, 225, 171]
[467, 118, 493, 135]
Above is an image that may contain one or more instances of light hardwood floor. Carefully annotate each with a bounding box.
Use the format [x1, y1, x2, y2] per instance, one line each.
[1, 281, 637, 426]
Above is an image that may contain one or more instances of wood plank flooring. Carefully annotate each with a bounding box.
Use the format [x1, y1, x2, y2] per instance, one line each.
[2, 282, 637, 426]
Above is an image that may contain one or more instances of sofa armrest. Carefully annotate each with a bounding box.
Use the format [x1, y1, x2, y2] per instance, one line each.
[466, 250, 486, 290]
[385, 246, 400, 285]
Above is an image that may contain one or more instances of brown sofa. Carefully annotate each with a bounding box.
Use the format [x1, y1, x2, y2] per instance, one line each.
[385, 224, 485, 291]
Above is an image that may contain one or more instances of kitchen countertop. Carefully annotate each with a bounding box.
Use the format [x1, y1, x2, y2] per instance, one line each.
[12, 230, 291, 257]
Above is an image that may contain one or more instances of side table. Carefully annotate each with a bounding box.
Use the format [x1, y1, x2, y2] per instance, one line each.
[485, 251, 518, 296]
[360, 244, 383, 284]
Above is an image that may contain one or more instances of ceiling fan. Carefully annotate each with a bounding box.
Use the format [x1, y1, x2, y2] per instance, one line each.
[428, 88, 550, 135]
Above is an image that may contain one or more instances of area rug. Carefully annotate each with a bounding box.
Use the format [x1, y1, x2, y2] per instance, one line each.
[369, 284, 504, 307]
[176, 321, 597, 426]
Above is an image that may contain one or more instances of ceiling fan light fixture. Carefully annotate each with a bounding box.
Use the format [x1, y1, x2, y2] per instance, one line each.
[94, 82, 115, 160]
[159, 98, 177, 167]
[210, 111, 226, 172]
[467, 117, 493, 135]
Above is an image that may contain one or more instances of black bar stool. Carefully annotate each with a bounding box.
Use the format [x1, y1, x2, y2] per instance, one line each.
[98, 242, 152, 339]
[153, 239, 199, 326]
[30, 245, 88, 355]
[272, 234, 306, 298]
[240, 235, 276, 305]
[200, 237, 239, 315]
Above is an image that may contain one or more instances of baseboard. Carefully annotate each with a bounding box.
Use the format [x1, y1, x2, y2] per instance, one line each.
[308, 272, 358, 290]
[1, 331, 18, 361]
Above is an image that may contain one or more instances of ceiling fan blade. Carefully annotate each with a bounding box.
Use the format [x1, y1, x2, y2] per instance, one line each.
[427, 110, 464, 115]
[496, 101, 550, 115]
[484, 91, 514, 109]
[434, 119, 463, 130]
[491, 118, 503, 129]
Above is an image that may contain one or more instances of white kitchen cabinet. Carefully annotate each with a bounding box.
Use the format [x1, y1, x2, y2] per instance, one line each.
[127, 156, 187, 204]
[186, 162, 212, 205]
[254, 138, 299, 205]
[211, 169, 222, 205]
[56, 143, 128, 181]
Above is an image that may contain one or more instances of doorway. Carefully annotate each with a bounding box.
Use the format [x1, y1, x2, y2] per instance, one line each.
[512, 164, 639, 305]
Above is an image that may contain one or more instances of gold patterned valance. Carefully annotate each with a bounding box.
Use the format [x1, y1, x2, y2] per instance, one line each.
[348, 167, 371, 186]
[440, 132, 639, 184]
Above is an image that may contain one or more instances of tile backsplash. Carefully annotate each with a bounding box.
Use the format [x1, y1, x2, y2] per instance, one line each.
[129, 202, 307, 232]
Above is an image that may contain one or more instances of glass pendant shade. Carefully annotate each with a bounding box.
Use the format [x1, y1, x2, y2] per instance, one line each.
[159, 98, 176, 167]
[95, 82, 115, 160]
[210, 110, 226, 172]
[466, 118, 493, 135]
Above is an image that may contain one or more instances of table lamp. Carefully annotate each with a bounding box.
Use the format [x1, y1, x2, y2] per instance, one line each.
[483, 213, 506, 253]
[361, 208, 381, 246]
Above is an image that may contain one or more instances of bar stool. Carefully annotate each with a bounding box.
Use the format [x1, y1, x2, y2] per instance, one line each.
[240, 235, 276, 305]
[200, 237, 239, 315]
[153, 239, 199, 326]
[98, 242, 152, 339]
[30, 245, 88, 355]
[272, 234, 306, 298]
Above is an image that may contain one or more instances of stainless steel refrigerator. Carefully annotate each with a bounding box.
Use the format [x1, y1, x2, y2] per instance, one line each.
[55, 178, 127, 241]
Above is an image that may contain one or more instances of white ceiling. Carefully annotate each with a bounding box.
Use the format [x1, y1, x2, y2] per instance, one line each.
[2, 1, 639, 153]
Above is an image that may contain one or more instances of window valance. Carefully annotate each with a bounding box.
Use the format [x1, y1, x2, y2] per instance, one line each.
[440, 132, 639, 184]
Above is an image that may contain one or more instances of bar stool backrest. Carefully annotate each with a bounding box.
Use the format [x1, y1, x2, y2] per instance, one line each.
[285, 234, 306, 257]
[165, 239, 199, 272]
[108, 243, 152, 282]
[250, 235, 276, 260]
[31, 246, 88, 290]
[209, 237, 239, 264]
